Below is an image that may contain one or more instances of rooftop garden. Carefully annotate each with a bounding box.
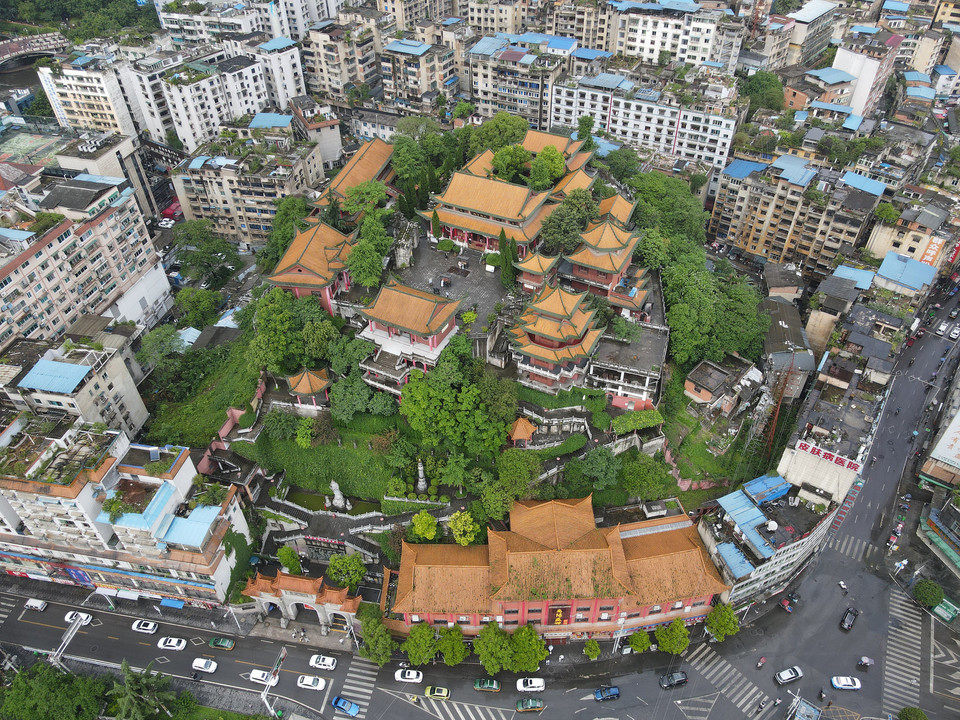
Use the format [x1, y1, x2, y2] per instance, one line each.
[102, 479, 159, 522]
[0, 419, 116, 485]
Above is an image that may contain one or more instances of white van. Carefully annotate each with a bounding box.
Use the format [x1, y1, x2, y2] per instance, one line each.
[24, 599, 47, 611]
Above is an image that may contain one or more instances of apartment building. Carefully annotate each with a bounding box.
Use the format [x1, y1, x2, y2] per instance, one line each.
[340, 5, 398, 53]
[414, 17, 479, 84]
[159, 2, 264, 46]
[709, 156, 887, 279]
[0, 414, 251, 606]
[866, 193, 954, 268]
[935, 0, 960, 24]
[119, 46, 228, 146]
[222, 34, 305, 109]
[289, 96, 344, 168]
[380, 39, 457, 110]
[162, 56, 269, 153]
[550, 68, 743, 170]
[301, 20, 378, 101]
[781, 66, 855, 109]
[546, 0, 609, 50]
[763, 16, 796, 71]
[376, 0, 453, 30]
[173, 113, 325, 252]
[38, 55, 137, 138]
[467, 35, 564, 129]
[468, 0, 526, 35]
[0, 178, 170, 344]
[785, 0, 838, 66]
[833, 29, 903, 116]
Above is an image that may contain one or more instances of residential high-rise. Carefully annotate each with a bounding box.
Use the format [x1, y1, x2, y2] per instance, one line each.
[38, 54, 137, 137]
[832, 29, 903, 116]
[785, 0, 837, 66]
[376, 0, 453, 31]
[302, 20, 379, 101]
[380, 39, 457, 111]
[222, 34, 306, 109]
[467, 0, 526, 36]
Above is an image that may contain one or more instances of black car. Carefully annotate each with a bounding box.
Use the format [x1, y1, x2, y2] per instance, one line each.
[840, 607, 859, 630]
[659, 672, 688, 689]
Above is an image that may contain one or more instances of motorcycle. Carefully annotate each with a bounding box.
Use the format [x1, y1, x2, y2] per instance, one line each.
[757, 699, 768, 714]
[857, 656, 874, 669]
[398, 661, 410, 668]
[838, 581, 847, 591]
[895, 407, 901, 415]
[819, 688, 826, 701]
[757, 656, 766, 669]
[909, 358, 915, 366]
[774, 698, 782, 706]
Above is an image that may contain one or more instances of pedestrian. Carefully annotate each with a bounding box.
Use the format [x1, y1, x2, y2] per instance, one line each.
[292, 631, 296, 640]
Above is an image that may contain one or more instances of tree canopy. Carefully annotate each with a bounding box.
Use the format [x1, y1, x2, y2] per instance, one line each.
[705, 603, 740, 642]
[743, 71, 785, 115]
[136, 324, 184, 369]
[0, 663, 105, 720]
[469, 112, 529, 156]
[401, 623, 438, 666]
[171, 220, 240, 286]
[492, 144, 532, 183]
[528, 145, 566, 190]
[538, 188, 599, 255]
[654, 618, 690, 655]
[258, 196, 310, 270]
[327, 553, 367, 591]
[628, 173, 709, 244]
[174, 287, 221, 329]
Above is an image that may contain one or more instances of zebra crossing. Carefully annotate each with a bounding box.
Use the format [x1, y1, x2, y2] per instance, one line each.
[826, 533, 881, 563]
[684, 644, 774, 718]
[882, 589, 924, 715]
[0, 594, 16, 625]
[340, 656, 380, 719]
[404, 695, 515, 720]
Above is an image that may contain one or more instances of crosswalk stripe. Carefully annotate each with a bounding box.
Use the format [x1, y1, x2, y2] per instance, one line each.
[714, 665, 738, 686]
[461, 704, 477, 720]
[701, 657, 725, 681]
[687, 644, 710, 662]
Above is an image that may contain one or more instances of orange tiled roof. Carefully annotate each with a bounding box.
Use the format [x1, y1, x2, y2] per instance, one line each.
[568, 233, 639, 275]
[286, 368, 332, 395]
[329, 138, 395, 201]
[360, 280, 461, 336]
[520, 129, 585, 158]
[580, 221, 636, 251]
[434, 172, 550, 222]
[267, 222, 357, 289]
[510, 326, 604, 364]
[598, 194, 636, 227]
[242, 571, 362, 612]
[509, 497, 598, 549]
[527, 284, 588, 318]
[462, 149, 495, 177]
[393, 542, 491, 614]
[508, 416, 537, 441]
[514, 303, 595, 342]
[566, 151, 592, 172]
[430, 204, 558, 245]
[515, 251, 560, 275]
[552, 168, 595, 198]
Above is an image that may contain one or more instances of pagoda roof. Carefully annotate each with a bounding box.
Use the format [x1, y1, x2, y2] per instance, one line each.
[434, 172, 551, 222]
[329, 138, 395, 201]
[521, 129, 586, 158]
[515, 251, 560, 275]
[267, 221, 357, 289]
[427, 202, 557, 245]
[508, 416, 537, 442]
[360, 280, 461, 336]
[566, 151, 593, 172]
[242, 571, 361, 612]
[515, 302, 596, 343]
[552, 168, 595, 198]
[580, 221, 637, 251]
[286, 367, 332, 395]
[462, 149, 495, 177]
[598, 194, 636, 226]
[527, 283, 589, 319]
[510, 326, 604, 364]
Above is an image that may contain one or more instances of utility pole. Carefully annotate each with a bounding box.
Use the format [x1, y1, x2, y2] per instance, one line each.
[260, 646, 288, 718]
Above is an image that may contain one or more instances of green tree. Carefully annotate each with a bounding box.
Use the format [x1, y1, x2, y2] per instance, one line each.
[476, 371, 518, 427]
[327, 553, 367, 592]
[107, 660, 177, 720]
[258, 196, 310, 270]
[391, 135, 427, 183]
[412, 510, 438, 541]
[619, 453, 673, 500]
[509, 624, 549, 672]
[246, 287, 306, 374]
[342, 180, 388, 216]
[438, 453, 470, 493]
[172, 220, 239, 286]
[174, 287, 221, 329]
[437, 625, 471, 666]
[449, 510, 480, 545]
[453, 101, 475, 119]
[743, 71, 784, 115]
[584, 638, 601, 660]
[492, 144, 532, 183]
[705, 603, 740, 642]
[302, 318, 340, 365]
[432, 209, 441, 238]
[395, 115, 441, 143]
[401, 622, 438, 665]
[474, 622, 513, 675]
[528, 145, 566, 190]
[330, 373, 373, 425]
[628, 631, 652, 653]
[577, 115, 597, 151]
[359, 614, 398, 667]
[628, 173, 709, 243]
[898, 709, 928, 720]
[496, 449, 542, 498]
[654, 618, 690, 655]
[913, 579, 944, 607]
[635, 228, 669, 270]
[367, 390, 398, 416]
[469, 112, 530, 155]
[580, 446, 621, 490]
[276, 545, 302, 574]
[0, 663, 105, 720]
[875, 202, 901, 223]
[295, 416, 314, 449]
[135, 324, 184, 369]
[690, 173, 708, 193]
[165, 129, 183, 151]
[346, 238, 384, 289]
[25, 87, 54, 117]
[538, 188, 598, 255]
[498, 228, 515, 288]
[604, 147, 641, 182]
[262, 409, 299, 440]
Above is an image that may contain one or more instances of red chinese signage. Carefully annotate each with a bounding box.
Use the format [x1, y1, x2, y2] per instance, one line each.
[795, 441, 861, 473]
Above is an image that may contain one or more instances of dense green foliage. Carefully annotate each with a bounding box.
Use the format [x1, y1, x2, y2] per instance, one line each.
[0, 663, 105, 720]
[401, 623, 437, 666]
[257, 196, 311, 270]
[174, 288, 222, 329]
[742, 71, 784, 116]
[912, 579, 944, 607]
[654, 618, 690, 655]
[538, 188, 599, 254]
[172, 220, 240, 287]
[12, 0, 160, 41]
[705, 603, 740, 642]
[276, 545, 302, 574]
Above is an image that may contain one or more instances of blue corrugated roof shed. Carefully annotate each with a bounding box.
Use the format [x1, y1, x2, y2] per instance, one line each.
[807, 67, 855, 84]
[903, 71, 931, 83]
[882, 0, 910, 10]
[258, 36, 296, 51]
[74, 173, 125, 185]
[788, 0, 838, 23]
[771, 155, 817, 187]
[841, 114, 864, 131]
[723, 159, 768, 179]
[841, 170, 886, 196]
[248, 112, 293, 129]
[702, 60, 723, 68]
[582, 73, 633, 91]
[744, 475, 791, 504]
[0, 228, 35, 242]
[810, 100, 854, 114]
[99, 482, 175, 530]
[572, 47, 613, 60]
[833, 265, 874, 290]
[384, 39, 431, 56]
[188, 155, 210, 170]
[878, 251, 937, 291]
[851, 24, 880, 34]
[794, 110, 809, 123]
[717, 490, 775, 559]
[178, 327, 202, 347]
[609, 0, 700, 12]
[442, 16, 461, 25]
[906, 86, 936, 100]
[934, 64, 957, 76]
[469, 36, 508, 56]
[515, 32, 576, 51]
[161, 505, 221, 548]
[717, 542, 755, 579]
[18, 359, 90, 394]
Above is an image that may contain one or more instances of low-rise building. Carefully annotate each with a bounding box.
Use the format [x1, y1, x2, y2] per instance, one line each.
[684, 354, 763, 418]
[762, 297, 816, 401]
[866, 194, 954, 270]
[762, 263, 803, 302]
[289, 96, 343, 169]
[872, 250, 937, 299]
[467, 0, 525, 36]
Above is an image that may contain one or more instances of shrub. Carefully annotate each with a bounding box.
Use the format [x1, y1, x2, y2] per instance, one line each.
[913, 579, 944, 607]
[437, 238, 455, 252]
[591, 411, 611, 431]
[237, 409, 257, 429]
[408, 492, 417, 500]
[439, 495, 450, 503]
[898, 709, 928, 720]
[418, 493, 429, 501]
[612, 408, 665, 434]
[483, 252, 501, 267]
[584, 638, 601, 660]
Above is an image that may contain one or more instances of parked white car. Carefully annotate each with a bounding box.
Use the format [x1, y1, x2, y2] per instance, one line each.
[517, 678, 545, 692]
[309, 655, 337, 671]
[158, 218, 175, 229]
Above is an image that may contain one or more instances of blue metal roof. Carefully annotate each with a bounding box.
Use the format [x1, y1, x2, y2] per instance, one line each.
[810, 100, 854, 114]
[572, 47, 613, 60]
[161, 505, 221, 548]
[850, 24, 880, 34]
[877, 251, 937, 291]
[716, 541, 755, 579]
[188, 155, 210, 170]
[384, 39, 431, 56]
[788, 0, 837, 23]
[717, 489, 775, 559]
[511, 32, 577, 51]
[841, 114, 863, 131]
[74, 173, 125, 185]
[248, 112, 293, 129]
[771, 155, 817, 187]
[906, 86, 936, 100]
[18, 359, 90, 394]
[903, 71, 931, 83]
[0, 227, 35, 242]
[442, 17, 461, 25]
[608, 0, 700, 12]
[882, 0, 910, 10]
[702, 60, 723, 68]
[582, 73, 634, 91]
[807, 67, 854, 84]
[934, 64, 957, 76]
[832, 265, 874, 290]
[258, 36, 296, 51]
[468, 36, 508, 56]
[841, 170, 885, 196]
[723, 159, 768, 179]
[178, 327, 202, 347]
[99, 482, 176, 530]
[794, 110, 809, 123]
[744, 475, 791, 504]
